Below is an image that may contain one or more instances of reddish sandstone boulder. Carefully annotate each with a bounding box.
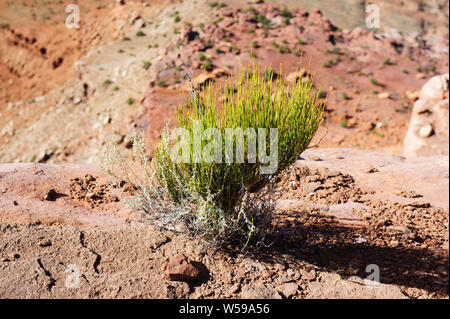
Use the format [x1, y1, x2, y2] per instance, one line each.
[164, 253, 201, 282]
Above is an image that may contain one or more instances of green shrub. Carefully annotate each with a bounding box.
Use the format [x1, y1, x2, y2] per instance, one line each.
[277, 46, 288, 54]
[381, 57, 391, 67]
[323, 55, 340, 68]
[297, 37, 306, 45]
[142, 61, 152, 70]
[105, 63, 325, 248]
[429, 65, 436, 74]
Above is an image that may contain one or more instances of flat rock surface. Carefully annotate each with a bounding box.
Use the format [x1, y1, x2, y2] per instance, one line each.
[300, 148, 449, 208]
[0, 148, 448, 298]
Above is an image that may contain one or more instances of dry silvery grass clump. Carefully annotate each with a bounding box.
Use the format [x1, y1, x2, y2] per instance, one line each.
[105, 62, 325, 249]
